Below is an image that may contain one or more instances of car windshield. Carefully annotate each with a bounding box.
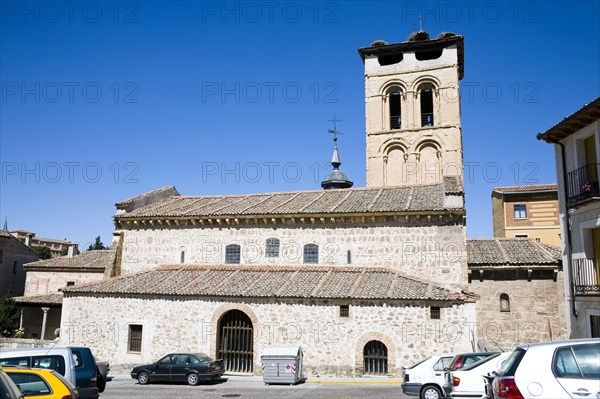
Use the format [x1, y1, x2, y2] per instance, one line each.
[193, 354, 212, 362]
[497, 348, 525, 376]
[461, 353, 499, 371]
[406, 357, 431, 369]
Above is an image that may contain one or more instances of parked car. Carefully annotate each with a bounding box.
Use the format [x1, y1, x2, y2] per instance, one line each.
[493, 338, 600, 399]
[130, 353, 224, 386]
[0, 347, 98, 399]
[401, 354, 454, 399]
[0, 366, 79, 399]
[94, 361, 110, 393]
[445, 352, 511, 398]
[0, 368, 23, 399]
[442, 352, 498, 396]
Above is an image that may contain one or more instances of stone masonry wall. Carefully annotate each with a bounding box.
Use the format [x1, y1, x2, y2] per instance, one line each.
[60, 294, 476, 377]
[118, 222, 467, 288]
[24, 271, 105, 296]
[469, 271, 568, 351]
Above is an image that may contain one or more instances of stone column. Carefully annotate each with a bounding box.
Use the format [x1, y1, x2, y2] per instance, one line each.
[40, 307, 49, 340]
[19, 308, 24, 329]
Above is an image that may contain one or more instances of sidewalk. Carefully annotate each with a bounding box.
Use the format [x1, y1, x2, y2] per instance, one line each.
[114, 373, 402, 385]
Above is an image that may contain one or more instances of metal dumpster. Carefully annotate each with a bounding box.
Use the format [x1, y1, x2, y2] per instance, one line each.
[261, 346, 303, 385]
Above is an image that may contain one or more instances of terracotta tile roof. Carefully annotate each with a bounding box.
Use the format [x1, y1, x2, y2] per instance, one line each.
[13, 294, 63, 306]
[492, 184, 557, 194]
[537, 97, 600, 142]
[115, 178, 464, 220]
[115, 186, 177, 206]
[24, 248, 115, 272]
[64, 265, 468, 301]
[467, 238, 561, 266]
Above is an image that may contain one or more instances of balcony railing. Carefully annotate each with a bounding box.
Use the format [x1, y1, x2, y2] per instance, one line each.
[566, 163, 600, 207]
[573, 257, 600, 295]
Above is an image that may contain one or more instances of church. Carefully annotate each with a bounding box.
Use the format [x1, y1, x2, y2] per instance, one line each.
[55, 31, 566, 377]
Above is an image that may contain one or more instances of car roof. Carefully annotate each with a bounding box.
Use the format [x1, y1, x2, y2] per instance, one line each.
[518, 338, 599, 350]
[0, 365, 56, 374]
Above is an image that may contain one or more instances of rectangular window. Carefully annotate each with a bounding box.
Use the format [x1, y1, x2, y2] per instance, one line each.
[128, 324, 143, 353]
[66, 281, 75, 287]
[515, 234, 529, 238]
[514, 204, 527, 219]
[591, 315, 600, 338]
[339, 305, 349, 318]
[265, 238, 280, 258]
[12, 261, 17, 274]
[430, 306, 441, 320]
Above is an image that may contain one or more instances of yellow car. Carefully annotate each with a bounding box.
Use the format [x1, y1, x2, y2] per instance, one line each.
[0, 366, 78, 399]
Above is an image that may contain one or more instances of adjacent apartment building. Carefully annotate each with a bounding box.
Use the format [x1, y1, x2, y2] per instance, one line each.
[10, 230, 74, 258]
[538, 96, 600, 338]
[491, 184, 560, 247]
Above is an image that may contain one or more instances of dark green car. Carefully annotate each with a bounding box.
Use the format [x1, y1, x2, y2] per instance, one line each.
[131, 353, 225, 386]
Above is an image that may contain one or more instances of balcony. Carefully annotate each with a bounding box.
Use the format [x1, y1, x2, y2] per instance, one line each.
[421, 113, 434, 127]
[566, 163, 600, 207]
[572, 257, 599, 295]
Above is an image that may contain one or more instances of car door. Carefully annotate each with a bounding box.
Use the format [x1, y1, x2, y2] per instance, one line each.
[553, 343, 600, 399]
[432, 356, 453, 388]
[154, 355, 174, 382]
[169, 355, 189, 382]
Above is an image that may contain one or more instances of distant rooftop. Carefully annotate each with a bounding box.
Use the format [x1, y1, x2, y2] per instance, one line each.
[492, 184, 557, 194]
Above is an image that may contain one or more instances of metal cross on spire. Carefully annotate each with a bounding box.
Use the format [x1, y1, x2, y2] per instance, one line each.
[327, 114, 343, 141]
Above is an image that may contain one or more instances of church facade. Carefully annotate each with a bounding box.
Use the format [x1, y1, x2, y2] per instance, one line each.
[56, 32, 567, 376]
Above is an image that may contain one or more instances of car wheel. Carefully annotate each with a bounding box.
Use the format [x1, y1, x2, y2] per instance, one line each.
[137, 371, 150, 385]
[421, 385, 442, 399]
[187, 373, 200, 386]
[97, 372, 106, 393]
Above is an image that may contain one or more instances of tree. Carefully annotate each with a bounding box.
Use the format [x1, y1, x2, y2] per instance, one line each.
[0, 294, 20, 337]
[88, 236, 106, 251]
[33, 245, 52, 260]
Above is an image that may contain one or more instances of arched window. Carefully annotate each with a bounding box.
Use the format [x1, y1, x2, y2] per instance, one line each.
[225, 244, 241, 264]
[180, 251, 185, 264]
[363, 340, 388, 375]
[388, 89, 402, 130]
[420, 85, 434, 127]
[303, 244, 319, 264]
[500, 293, 510, 312]
[265, 238, 280, 258]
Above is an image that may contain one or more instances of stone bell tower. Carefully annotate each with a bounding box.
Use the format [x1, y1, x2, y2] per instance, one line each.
[358, 31, 464, 187]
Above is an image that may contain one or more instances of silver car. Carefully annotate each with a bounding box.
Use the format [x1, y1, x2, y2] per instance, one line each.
[493, 338, 600, 399]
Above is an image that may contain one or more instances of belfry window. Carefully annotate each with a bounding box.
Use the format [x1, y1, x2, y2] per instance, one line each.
[420, 87, 434, 127]
[389, 90, 402, 130]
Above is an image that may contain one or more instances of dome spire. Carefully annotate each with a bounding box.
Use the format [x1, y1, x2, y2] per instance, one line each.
[321, 115, 353, 190]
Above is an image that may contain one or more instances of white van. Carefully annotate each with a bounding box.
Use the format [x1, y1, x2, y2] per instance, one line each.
[401, 354, 454, 399]
[0, 347, 98, 399]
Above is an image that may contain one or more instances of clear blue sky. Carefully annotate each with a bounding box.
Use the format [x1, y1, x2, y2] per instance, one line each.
[1, 1, 599, 248]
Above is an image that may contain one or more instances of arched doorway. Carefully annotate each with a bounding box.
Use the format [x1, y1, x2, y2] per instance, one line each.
[217, 309, 253, 373]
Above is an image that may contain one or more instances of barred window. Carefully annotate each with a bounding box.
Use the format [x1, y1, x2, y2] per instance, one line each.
[430, 306, 441, 319]
[339, 305, 349, 318]
[128, 324, 143, 353]
[363, 340, 388, 375]
[265, 238, 280, 258]
[225, 244, 241, 264]
[303, 244, 318, 264]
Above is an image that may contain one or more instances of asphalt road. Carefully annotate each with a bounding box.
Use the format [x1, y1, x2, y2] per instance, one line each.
[100, 375, 412, 399]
